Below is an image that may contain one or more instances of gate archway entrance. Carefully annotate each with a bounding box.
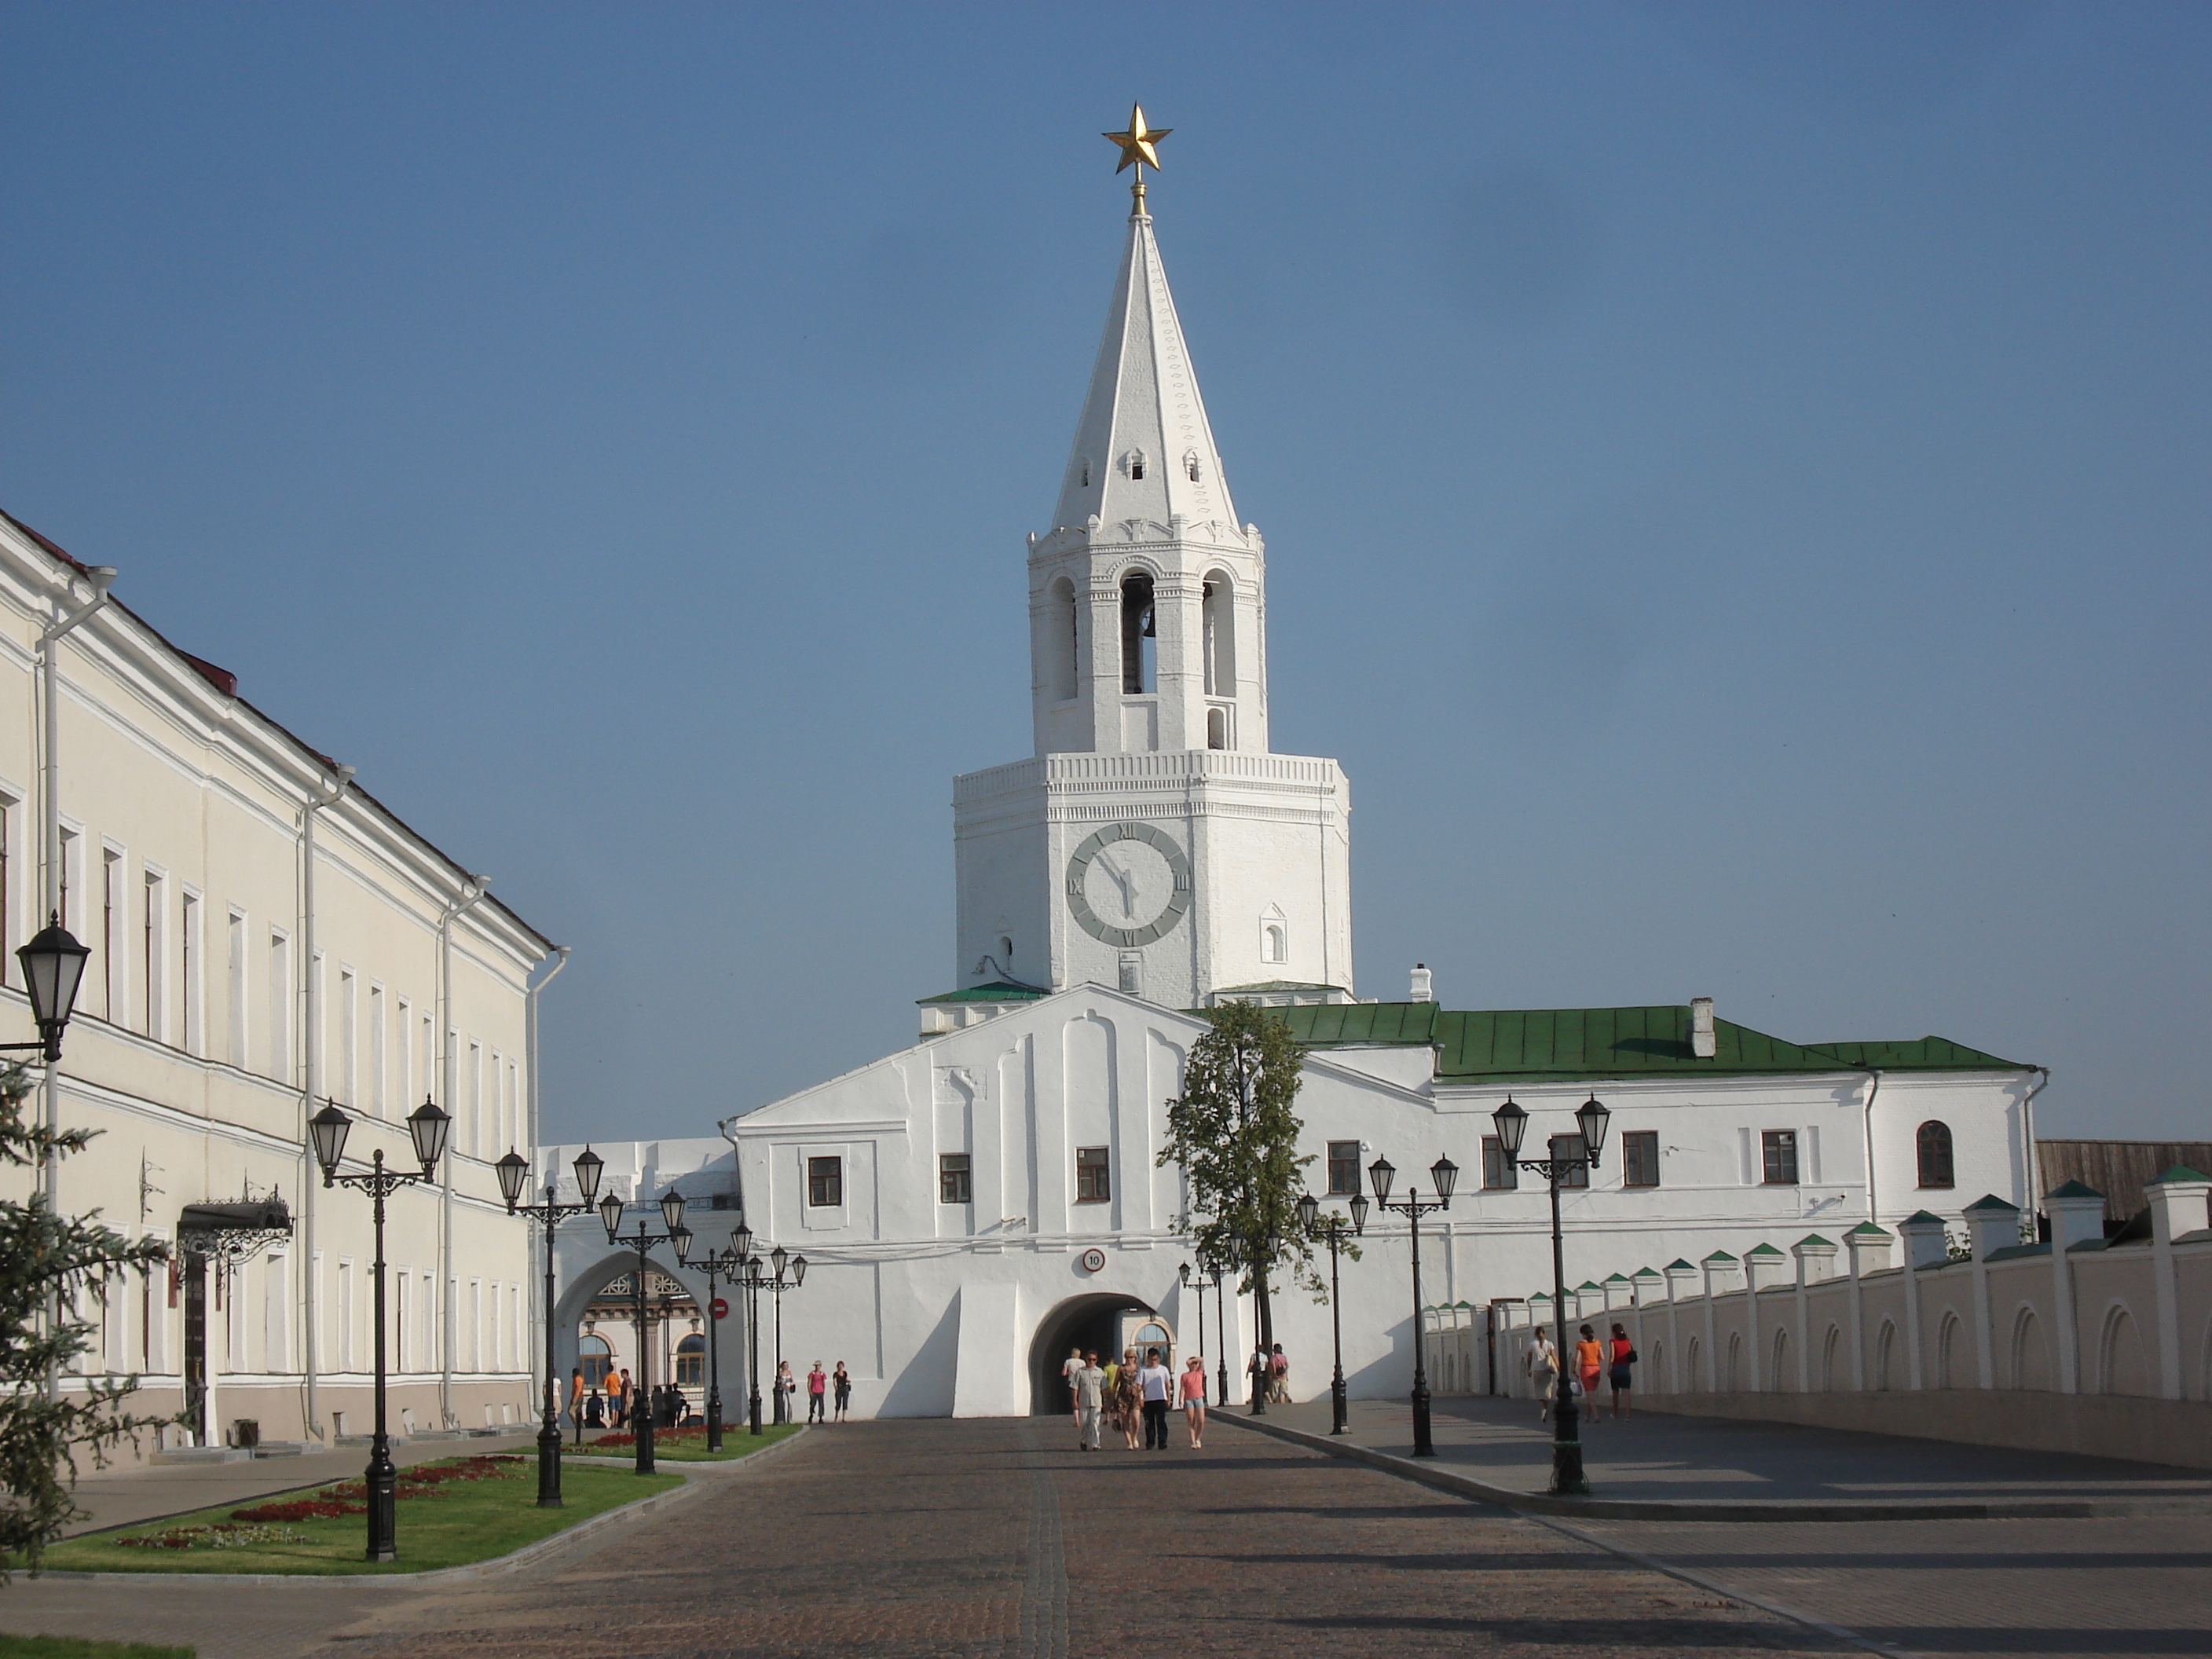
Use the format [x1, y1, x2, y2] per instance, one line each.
[1028, 1293, 1173, 1415]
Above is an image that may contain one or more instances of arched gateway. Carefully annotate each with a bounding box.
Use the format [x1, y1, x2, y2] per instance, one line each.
[1027, 1294, 1174, 1415]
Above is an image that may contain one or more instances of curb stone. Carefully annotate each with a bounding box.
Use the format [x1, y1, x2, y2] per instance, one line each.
[28, 1424, 812, 1586]
[1214, 1411, 2212, 1522]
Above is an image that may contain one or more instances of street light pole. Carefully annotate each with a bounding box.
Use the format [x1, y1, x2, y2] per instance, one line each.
[1491, 1095, 1611, 1497]
[727, 1226, 804, 1434]
[310, 1098, 451, 1562]
[1211, 1246, 1231, 1408]
[687, 1247, 744, 1451]
[495, 1145, 605, 1507]
[596, 1186, 693, 1477]
[1298, 1190, 1370, 1437]
[1366, 1153, 1459, 1459]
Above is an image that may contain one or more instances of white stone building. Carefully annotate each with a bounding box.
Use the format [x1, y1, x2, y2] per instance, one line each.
[0, 509, 558, 1454]
[548, 162, 2045, 1422]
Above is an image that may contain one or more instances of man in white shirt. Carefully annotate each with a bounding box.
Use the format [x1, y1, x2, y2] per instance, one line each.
[1137, 1349, 1174, 1449]
[1072, 1352, 1106, 1450]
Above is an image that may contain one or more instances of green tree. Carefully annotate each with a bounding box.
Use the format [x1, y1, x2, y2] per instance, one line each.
[1158, 1002, 1318, 1362]
[0, 1064, 171, 1573]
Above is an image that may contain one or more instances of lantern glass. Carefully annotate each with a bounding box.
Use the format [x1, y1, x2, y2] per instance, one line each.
[1222, 1234, 1243, 1270]
[731, 1221, 753, 1258]
[406, 1098, 452, 1170]
[771, 1243, 789, 1278]
[1348, 1191, 1370, 1234]
[659, 1188, 687, 1232]
[1430, 1155, 1459, 1204]
[1491, 1097, 1529, 1157]
[571, 1145, 604, 1206]
[1368, 1155, 1396, 1203]
[19, 919, 90, 1035]
[494, 1150, 530, 1209]
[790, 1254, 807, 1287]
[1575, 1096, 1611, 1159]
[672, 1225, 693, 1264]
[598, 1190, 624, 1241]
[309, 1103, 350, 1181]
[1296, 1192, 1320, 1232]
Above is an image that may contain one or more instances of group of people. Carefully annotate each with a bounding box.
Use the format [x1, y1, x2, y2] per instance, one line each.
[1525, 1322, 1636, 1420]
[771, 1360, 854, 1424]
[1247, 1342, 1291, 1404]
[1062, 1346, 1210, 1450]
[567, 1368, 698, 1434]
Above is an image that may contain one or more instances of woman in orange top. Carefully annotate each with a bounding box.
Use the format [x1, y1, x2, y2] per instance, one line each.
[1574, 1325, 1605, 1417]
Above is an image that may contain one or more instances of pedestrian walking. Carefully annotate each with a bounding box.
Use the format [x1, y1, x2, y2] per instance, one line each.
[568, 1368, 586, 1442]
[1072, 1350, 1106, 1449]
[1116, 1349, 1144, 1448]
[1527, 1329, 1558, 1419]
[1179, 1354, 1207, 1448]
[1138, 1347, 1174, 1448]
[833, 1361, 853, 1422]
[1608, 1322, 1636, 1419]
[807, 1361, 828, 1423]
[774, 1360, 796, 1424]
[1061, 1345, 1086, 1428]
[1575, 1324, 1605, 1419]
[584, 1390, 605, 1429]
[1247, 1345, 1269, 1407]
[612, 1368, 632, 1425]
[1268, 1342, 1291, 1404]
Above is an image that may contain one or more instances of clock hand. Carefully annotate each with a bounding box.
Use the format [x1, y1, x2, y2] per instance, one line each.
[1095, 853, 1141, 921]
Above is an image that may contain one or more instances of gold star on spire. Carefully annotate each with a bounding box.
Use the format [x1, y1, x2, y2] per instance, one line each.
[1104, 102, 1170, 175]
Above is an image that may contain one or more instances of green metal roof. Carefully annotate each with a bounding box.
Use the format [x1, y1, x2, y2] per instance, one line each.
[2045, 1179, 2104, 1199]
[2153, 1165, 2210, 1185]
[1964, 1193, 2020, 1213]
[1746, 1243, 1786, 1258]
[917, 980, 1048, 1005]
[1265, 1002, 2031, 1084]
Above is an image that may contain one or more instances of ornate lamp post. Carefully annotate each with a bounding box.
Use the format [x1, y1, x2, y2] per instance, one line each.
[493, 1144, 605, 1507]
[596, 1185, 693, 1476]
[1, 917, 91, 1062]
[309, 1097, 451, 1562]
[727, 1225, 804, 1434]
[1215, 1234, 1240, 1409]
[1366, 1152, 1458, 1459]
[1296, 1188, 1369, 1436]
[1491, 1094, 1610, 1496]
[686, 1244, 748, 1450]
[1178, 1258, 1220, 1401]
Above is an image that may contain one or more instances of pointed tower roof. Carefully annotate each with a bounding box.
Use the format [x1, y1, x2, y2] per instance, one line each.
[1051, 201, 1240, 537]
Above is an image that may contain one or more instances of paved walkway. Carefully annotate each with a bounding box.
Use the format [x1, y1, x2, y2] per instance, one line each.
[1251, 1396, 2212, 1511]
[60, 1430, 547, 1536]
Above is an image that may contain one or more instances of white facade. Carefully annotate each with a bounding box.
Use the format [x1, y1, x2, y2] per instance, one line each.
[560, 167, 2041, 1422]
[0, 509, 554, 1453]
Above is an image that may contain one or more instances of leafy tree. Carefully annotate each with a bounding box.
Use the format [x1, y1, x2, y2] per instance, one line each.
[1158, 1002, 1320, 1361]
[0, 1063, 171, 1573]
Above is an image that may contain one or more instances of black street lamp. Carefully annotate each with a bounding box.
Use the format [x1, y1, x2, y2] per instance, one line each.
[1491, 1094, 1610, 1496]
[1217, 1234, 1242, 1410]
[1, 916, 90, 1063]
[309, 1097, 451, 1562]
[685, 1244, 749, 1450]
[494, 1144, 605, 1507]
[1297, 1188, 1370, 1436]
[1367, 1152, 1458, 1458]
[597, 1185, 693, 1476]
[1178, 1258, 1221, 1402]
[727, 1225, 804, 1435]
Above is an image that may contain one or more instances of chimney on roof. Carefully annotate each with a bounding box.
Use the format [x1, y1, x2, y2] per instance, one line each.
[1409, 964, 1433, 1003]
[1689, 997, 1716, 1059]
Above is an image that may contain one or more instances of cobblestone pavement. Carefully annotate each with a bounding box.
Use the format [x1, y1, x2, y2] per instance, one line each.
[1258, 1398, 2212, 1507]
[1573, 1514, 2212, 1659]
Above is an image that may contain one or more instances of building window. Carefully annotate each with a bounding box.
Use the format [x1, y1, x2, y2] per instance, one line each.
[1326, 1140, 1361, 1196]
[227, 910, 247, 1067]
[1125, 449, 1146, 481]
[1075, 1146, 1111, 1203]
[103, 848, 123, 1020]
[1045, 576, 1079, 702]
[1120, 573, 1155, 694]
[1482, 1136, 1519, 1190]
[939, 1152, 972, 1205]
[580, 1333, 613, 1388]
[676, 1333, 705, 1387]
[141, 868, 163, 1037]
[1549, 1133, 1589, 1188]
[1202, 573, 1236, 697]
[180, 891, 200, 1054]
[807, 1155, 843, 1208]
[1208, 707, 1229, 750]
[1916, 1120, 1955, 1189]
[1762, 1130, 1800, 1186]
[1621, 1130, 1661, 1189]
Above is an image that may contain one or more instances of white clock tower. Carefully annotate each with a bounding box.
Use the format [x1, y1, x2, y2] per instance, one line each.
[953, 112, 1353, 1009]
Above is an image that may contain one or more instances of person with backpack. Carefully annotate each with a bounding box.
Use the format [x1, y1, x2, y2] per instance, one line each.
[1268, 1342, 1291, 1404]
[1608, 1322, 1637, 1419]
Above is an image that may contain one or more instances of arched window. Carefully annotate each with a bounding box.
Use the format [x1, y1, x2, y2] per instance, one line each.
[579, 1333, 613, 1389]
[1263, 925, 1287, 965]
[1207, 707, 1228, 750]
[1120, 573, 1155, 694]
[1201, 573, 1236, 698]
[1770, 1327, 1790, 1392]
[1125, 449, 1147, 481]
[1184, 449, 1202, 482]
[1079, 457, 1092, 489]
[676, 1333, 705, 1388]
[1043, 577, 1078, 702]
[1917, 1121, 1955, 1189]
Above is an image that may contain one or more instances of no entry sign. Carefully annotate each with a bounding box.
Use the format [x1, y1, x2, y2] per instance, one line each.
[710, 1298, 729, 1320]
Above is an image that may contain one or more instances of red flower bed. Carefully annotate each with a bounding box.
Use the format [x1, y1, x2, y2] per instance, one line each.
[237, 1456, 526, 1520]
[590, 1426, 708, 1449]
[232, 1497, 364, 1522]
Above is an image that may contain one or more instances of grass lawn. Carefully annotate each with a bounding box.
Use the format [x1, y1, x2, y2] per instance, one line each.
[0, 1638, 193, 1657]
[30, 1453, 681, 1577]
[569, 1423, 802, 1462]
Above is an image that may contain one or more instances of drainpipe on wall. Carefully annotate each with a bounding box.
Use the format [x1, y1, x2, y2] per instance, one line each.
[523, 944, 569, 1377]
[2020, 1067, 2051, 1225]
[437, 874, 489, 1428]
[36, 562, 114, 1401]
[298, 762, 354, 1445]
[1857, 1068, 1883, 1225]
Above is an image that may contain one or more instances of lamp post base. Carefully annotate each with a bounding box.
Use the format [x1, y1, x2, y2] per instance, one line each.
[749, 1390, 763, 1437]
[1411, 1380, 1436, 1458]
[705, 1393, 723, 1452]
[1330, 1371, 1348, 1436]
[535, 1418, 564, 1508]
[365, 1438, 398, 1562]
[1548, 1399, 1590, 1496]
[635, 1418, 656, 1477]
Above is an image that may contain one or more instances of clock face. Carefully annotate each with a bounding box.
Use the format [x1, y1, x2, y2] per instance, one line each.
[1065, 822, 1192, 948]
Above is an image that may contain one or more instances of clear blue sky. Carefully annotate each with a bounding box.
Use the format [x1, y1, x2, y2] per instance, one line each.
[5, 2, 2205, 1147]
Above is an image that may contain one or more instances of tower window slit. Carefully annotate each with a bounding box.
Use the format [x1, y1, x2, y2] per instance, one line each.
[1120, 573, 1155, 695]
